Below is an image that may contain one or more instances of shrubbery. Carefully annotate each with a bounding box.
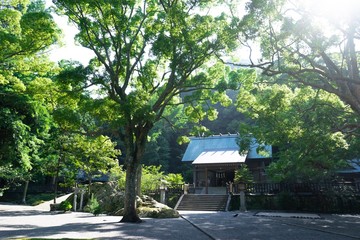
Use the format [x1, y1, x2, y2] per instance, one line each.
[110, 164, 184, 195]
[229, 192, 360, 213]
[59, 200, 72, 211]
[85, 194, 101, 216]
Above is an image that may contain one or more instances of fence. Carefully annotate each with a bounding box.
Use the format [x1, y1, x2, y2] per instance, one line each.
[142, 184, 183, 208]
[229, 182, 360, 213]
[142, 183, 183, 195]
[231, 182, 360, 195]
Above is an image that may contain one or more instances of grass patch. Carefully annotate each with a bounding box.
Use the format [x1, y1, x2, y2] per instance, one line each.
[26, 193, 57, 206]
[0, 193, 66, 206]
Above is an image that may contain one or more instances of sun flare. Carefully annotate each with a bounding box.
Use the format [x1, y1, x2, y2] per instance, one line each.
[302, 0, 360, 19]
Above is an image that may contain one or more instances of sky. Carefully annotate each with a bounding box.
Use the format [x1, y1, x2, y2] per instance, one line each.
[45, 1, 94, 65]
[45, 0, 359, 66]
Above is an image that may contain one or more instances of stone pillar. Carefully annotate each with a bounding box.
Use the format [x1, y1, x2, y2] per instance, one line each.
[239, 191, 246, 212]
[79, 189, 85, 211]
[160, 183, 167, 204]
[73, 188, 78, 212]
[183, 183, 189, 194]
[160, 189, 166, 204]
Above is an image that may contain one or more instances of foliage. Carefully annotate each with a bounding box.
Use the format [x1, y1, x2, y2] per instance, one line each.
[65, 135, 120, 184]
[53, 0, 242, 222]
[109, 165, 126, 190]
[276, 192, 297, 211]
[110, 165, 184, 194]
[86, 194, 101, 216]
[27, 58, 124, 196]
[142, 127, 172, 171]
[26, 193, 55, 206]
[234, 165, 253, 184]
[237, 82, 356, 182]
[141, 165, 164, 194]
[236, 0, 360, 120]
[200, 90, 245, 134]
[0, 0, 60, 187]
[234, 0, 360, 182]
[229, 193, 360, 213]
[59, 200, 72, 212]
[164, 173, 184, 186]
[180, 163, 194, 183]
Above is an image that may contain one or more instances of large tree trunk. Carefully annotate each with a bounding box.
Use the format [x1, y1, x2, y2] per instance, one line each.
[120, 126, 149, 223]
[120, 160, 141, 223]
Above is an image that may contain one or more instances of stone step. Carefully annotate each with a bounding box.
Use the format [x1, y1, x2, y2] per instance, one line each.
[176, 194, 228, 211]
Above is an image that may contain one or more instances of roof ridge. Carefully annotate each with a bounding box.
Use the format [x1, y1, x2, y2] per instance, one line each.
[190, 134, 239, 139]
[203, 148, 238, 151]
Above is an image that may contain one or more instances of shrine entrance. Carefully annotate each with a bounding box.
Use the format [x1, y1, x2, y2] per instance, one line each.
[193, 163, 240, 194]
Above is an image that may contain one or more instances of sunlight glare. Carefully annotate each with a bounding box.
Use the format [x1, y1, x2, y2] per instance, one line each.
[302, 0, 360, 20]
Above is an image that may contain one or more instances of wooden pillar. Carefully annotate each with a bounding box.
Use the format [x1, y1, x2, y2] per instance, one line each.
[205, 167, 208, 194]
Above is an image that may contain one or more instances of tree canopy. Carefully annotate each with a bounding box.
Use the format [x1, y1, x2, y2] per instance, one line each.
[2, 0, 359, 218]
[0, 0, 60, 188]
[53, 0, 241, 222]
[235, 0, 360, 118]
[237, 80, 359, 181]
[233, 0, 360, 181]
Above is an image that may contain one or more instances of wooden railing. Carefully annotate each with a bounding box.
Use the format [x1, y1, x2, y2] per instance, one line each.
[142, 183, 184, 195]
[230, 182, 360, 195]
[167, 184, 184, 194]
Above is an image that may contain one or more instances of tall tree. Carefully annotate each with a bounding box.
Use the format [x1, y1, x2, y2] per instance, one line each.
[53, 0, 240, 222]
[0, 0, 60, 190]
[234, 0, 360, 121]
[230, 0, 360, 181]
[237, 81, 359, 182]
[28, 60, 111, 202]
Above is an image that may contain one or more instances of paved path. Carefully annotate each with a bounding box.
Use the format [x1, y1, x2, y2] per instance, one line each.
[180, 211, 360, 240]
[32, 194, 72, 211]
[0, 203, 359, 239]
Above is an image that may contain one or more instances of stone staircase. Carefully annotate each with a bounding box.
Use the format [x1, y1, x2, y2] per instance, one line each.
[175, 194, 229, 211]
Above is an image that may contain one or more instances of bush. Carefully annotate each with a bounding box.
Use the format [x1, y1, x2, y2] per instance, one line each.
[59, 200, 72, 212]
[86, 194, 101, 216]
[276, 192, 297, 210]
[228, 191, 360, 213]
[229, 194, 240, 211]
[164, 173, 184, 185]
[110, 164, 186, 196]
[166, 193, 182, 208]
[246, 195, 276, 210]
[109, 165, 126, 189]
[141, 165, 164, 193]
[234, 165, 253, 184]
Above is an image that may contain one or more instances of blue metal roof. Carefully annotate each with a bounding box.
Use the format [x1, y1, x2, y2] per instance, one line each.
[182, 134, 272, 162]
